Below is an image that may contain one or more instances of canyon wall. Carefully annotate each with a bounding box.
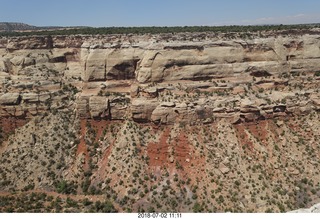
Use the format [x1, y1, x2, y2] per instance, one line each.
[1, 31, 320, 212]
[1, 31, 320, 125]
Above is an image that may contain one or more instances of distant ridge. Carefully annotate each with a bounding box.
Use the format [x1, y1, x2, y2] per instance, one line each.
[0, 22, 37, 32]
[0, 22, 66, 32]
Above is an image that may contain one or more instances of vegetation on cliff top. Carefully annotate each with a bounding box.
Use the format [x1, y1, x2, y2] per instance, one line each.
[1, 23, 320, 36]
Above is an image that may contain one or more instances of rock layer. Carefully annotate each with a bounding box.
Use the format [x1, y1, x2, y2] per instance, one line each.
[1, 31, 320, 124]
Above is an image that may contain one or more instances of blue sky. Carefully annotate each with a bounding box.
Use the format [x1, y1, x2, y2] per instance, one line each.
[1, 0, 320, 27]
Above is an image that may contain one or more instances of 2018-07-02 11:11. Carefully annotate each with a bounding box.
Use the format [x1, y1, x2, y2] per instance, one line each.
[137, 213, 182, 218]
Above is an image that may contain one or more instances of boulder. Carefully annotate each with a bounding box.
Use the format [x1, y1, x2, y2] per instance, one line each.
[311, 96, 320, 105]
[0, 93, 21, 105]
[230, 113, 241, 124]
[89, 96, 109, 118]
[240, 99, 259, 113]
[131, 98, 158, 122]
[23, 57, 35, 67]
[143, 87, 158, 98]
[219, 164, 230, 174]
[22, 93, 38, 103]
[0, 58, 8, 72]
[10, 56, 25, 66]
[130, 84, 140, 98]
[151, 105, 176, 124]
[109, 97, 129, 120]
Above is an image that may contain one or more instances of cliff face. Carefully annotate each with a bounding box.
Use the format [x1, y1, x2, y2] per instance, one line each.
[1, 32, 320, 123]
[1, 31, 320, 212]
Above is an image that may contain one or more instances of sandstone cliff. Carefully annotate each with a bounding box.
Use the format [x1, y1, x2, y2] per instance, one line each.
[1, 30, 320, 213]
[1, 31, 320, 124]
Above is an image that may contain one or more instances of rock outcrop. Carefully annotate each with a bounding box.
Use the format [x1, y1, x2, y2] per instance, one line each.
[89, 96, 109, 118]
[1, 30, 320, 124]
[289, 202, 320, 213]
